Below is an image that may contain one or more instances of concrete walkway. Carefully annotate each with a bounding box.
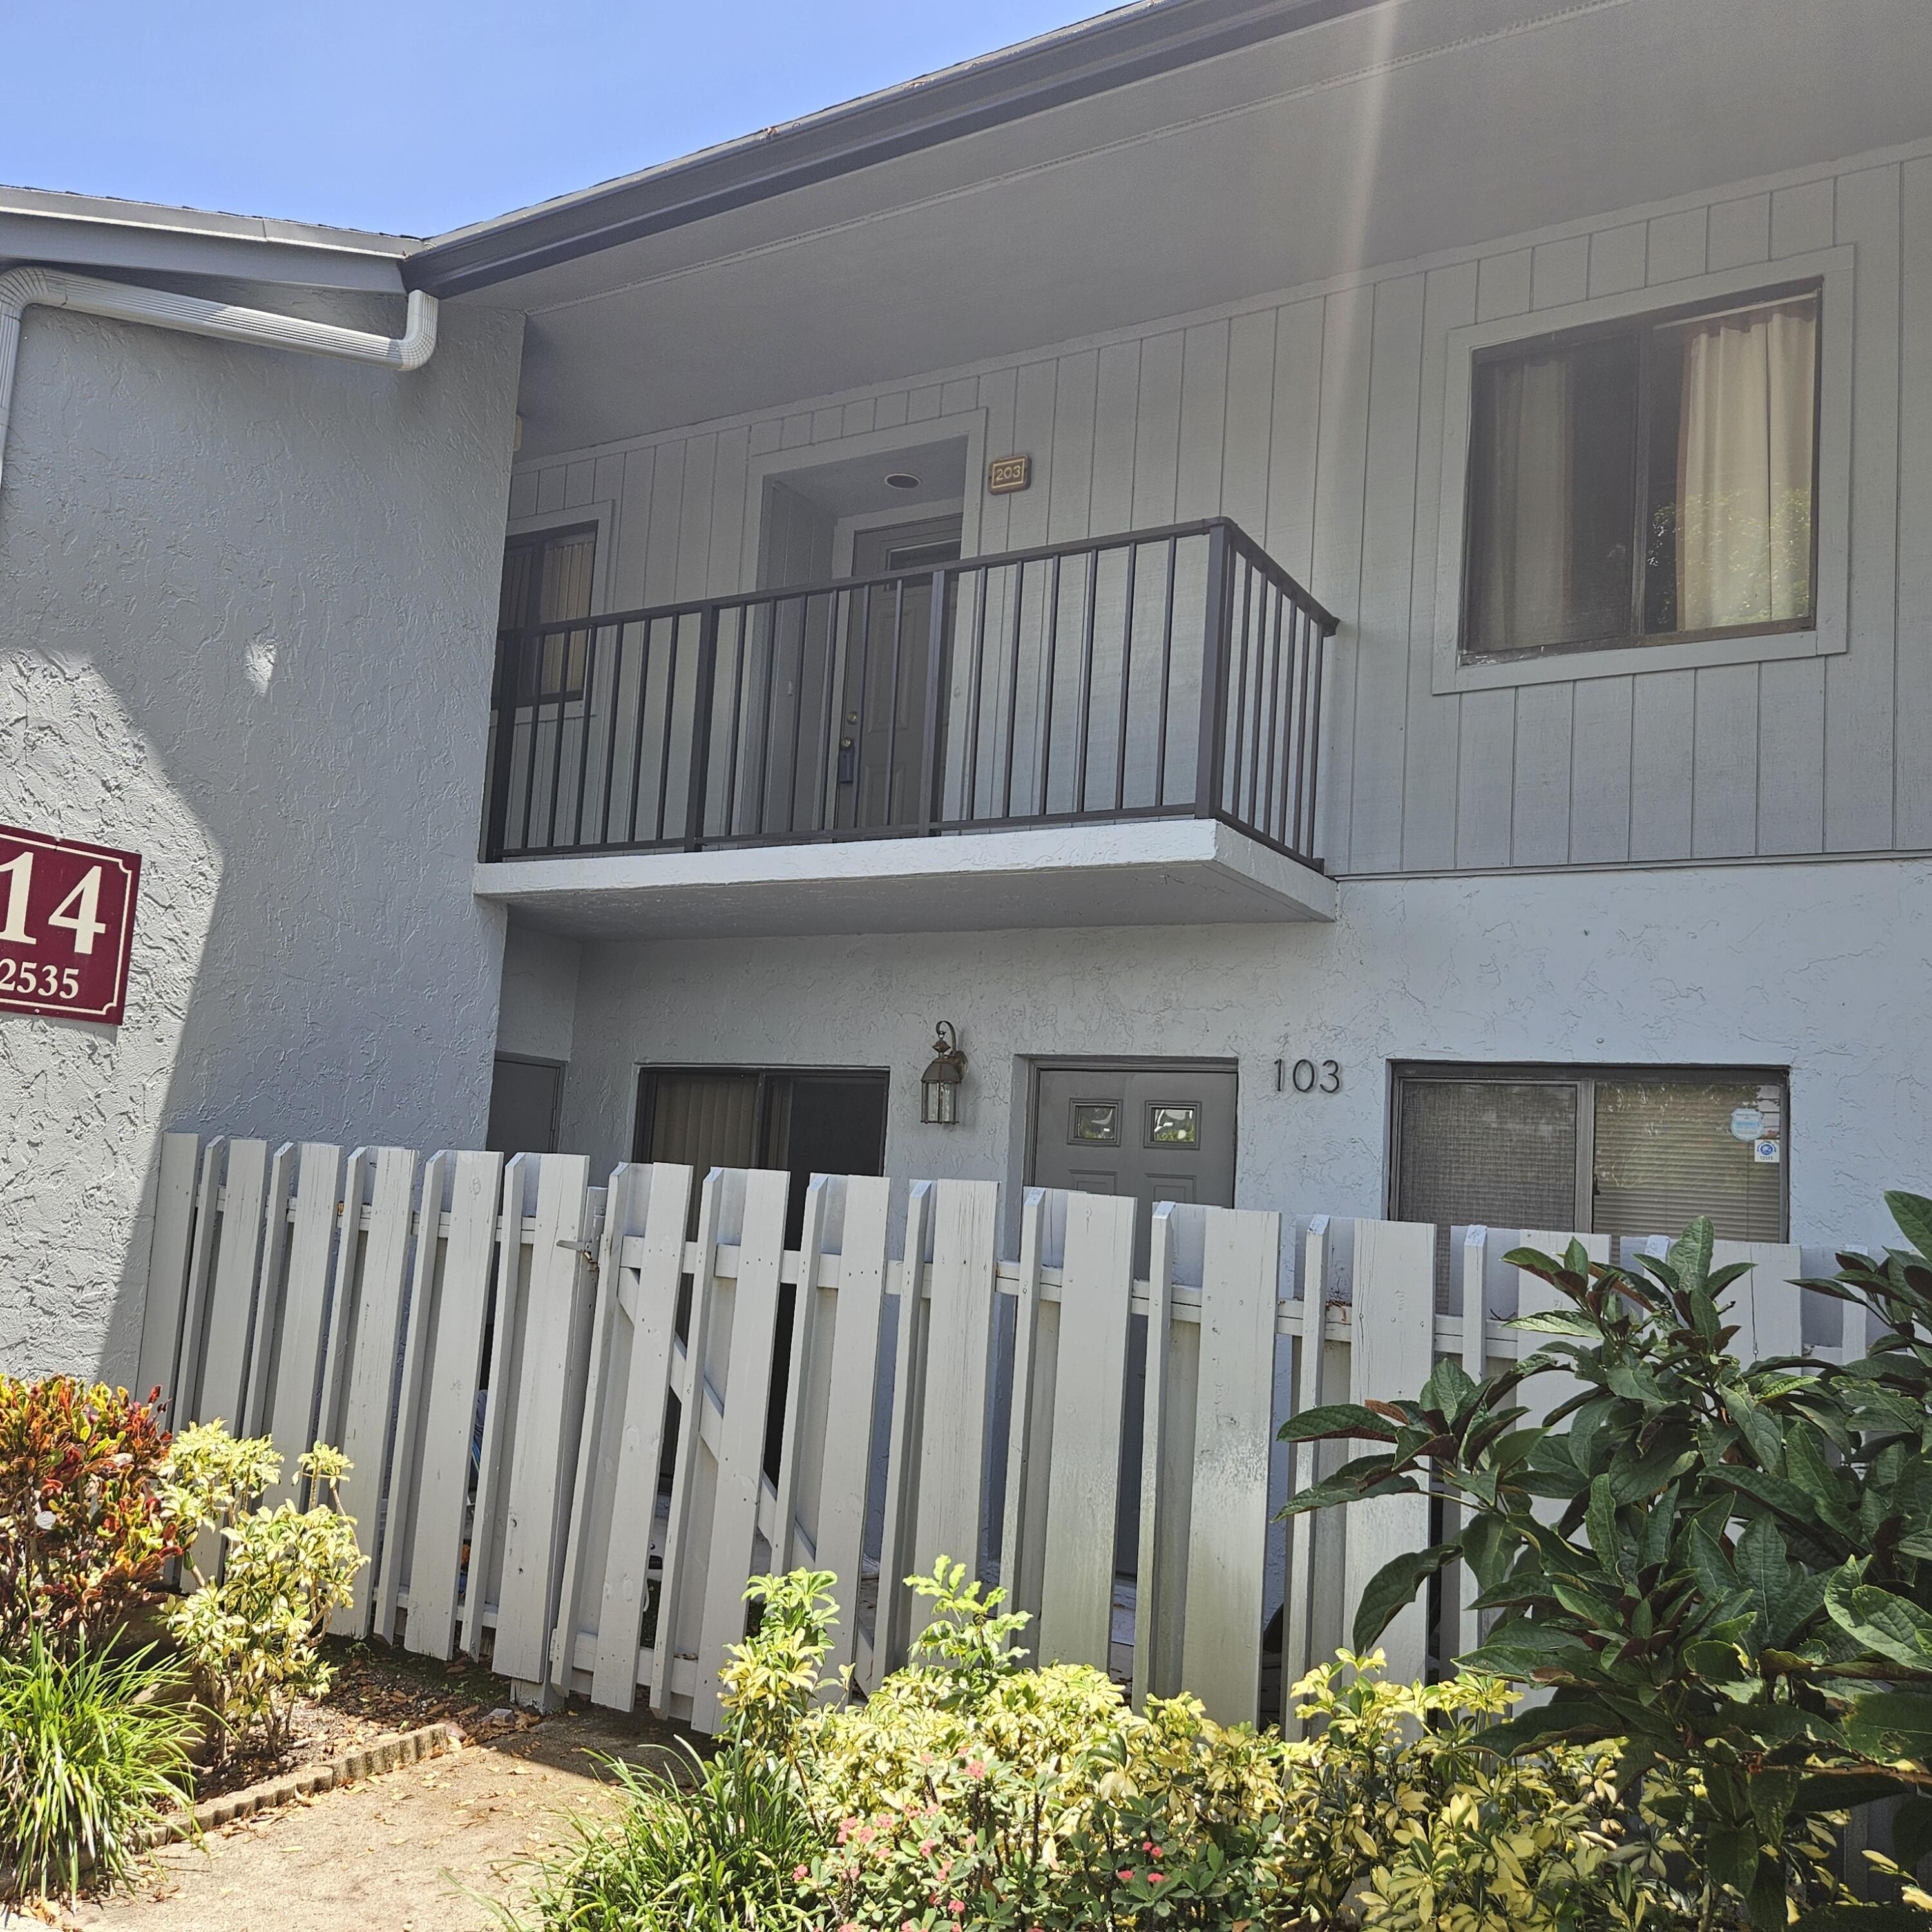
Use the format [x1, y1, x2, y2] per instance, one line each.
[48, 1709, 676, 1932]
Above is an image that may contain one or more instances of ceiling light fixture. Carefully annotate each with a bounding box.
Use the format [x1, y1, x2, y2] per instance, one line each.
[885, 471, 920, 490]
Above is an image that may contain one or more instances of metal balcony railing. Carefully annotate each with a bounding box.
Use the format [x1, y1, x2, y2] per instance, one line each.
[481, 517, 1337, 869]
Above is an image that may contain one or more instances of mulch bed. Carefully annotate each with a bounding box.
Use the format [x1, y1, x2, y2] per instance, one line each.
[187, 1637, 537, 1803]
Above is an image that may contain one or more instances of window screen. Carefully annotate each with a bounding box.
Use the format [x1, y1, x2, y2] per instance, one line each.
[1395, 1080, 1579, 1234]
[1393, 1067, 1787, 1245]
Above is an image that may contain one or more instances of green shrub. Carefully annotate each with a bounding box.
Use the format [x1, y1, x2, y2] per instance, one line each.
[164, 1432, 365, 1757]
[0, 1628, 198, 1900]
[0, 1376, 188, 1652]
[712, 1563, 1692, 1931]
[1278, 1201, 1932, 1928]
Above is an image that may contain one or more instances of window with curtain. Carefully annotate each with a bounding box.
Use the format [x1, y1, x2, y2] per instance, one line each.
[499, 524, 597, 701]
[1462, 285, 1819, 658]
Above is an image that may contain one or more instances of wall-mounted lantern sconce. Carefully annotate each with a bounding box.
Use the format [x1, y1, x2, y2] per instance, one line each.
[920, 1020, 966, 1125]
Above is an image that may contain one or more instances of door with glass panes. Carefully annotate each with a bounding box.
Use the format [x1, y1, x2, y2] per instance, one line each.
[1028, 1062, 1239, 1580]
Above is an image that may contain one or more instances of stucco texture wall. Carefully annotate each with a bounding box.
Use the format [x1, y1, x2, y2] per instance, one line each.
[0, 287, 523, 1381]
[552, 857, 1929, 1252]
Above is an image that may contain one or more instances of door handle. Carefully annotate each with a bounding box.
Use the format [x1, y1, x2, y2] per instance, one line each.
[837, 738, 857, 785]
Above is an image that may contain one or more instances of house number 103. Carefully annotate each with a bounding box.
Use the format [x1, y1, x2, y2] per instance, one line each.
[1277, 1058, 1341, 1094]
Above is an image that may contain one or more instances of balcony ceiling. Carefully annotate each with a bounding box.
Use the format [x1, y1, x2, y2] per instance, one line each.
[468, 0, 1932, 459]
[473, 818, 1337, 941]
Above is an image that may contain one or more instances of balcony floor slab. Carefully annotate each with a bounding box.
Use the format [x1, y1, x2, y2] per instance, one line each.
[473, 819, 1335, 940]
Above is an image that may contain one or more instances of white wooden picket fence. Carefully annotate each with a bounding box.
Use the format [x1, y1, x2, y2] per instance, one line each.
[135, 1133, 1857, 1734]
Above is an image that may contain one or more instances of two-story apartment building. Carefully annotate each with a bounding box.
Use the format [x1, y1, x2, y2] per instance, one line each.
[5, 0, 1931, 1377]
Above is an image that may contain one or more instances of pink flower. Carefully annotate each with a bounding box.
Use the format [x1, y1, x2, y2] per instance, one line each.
[920, 1840, 935, 1855]
[950, 1904, 965, 1917]
[1150, 1844, 1163, 1859]
[1150, 1873, 1164, 1884]
[1119, 1870, 1137, 1883]
[792, 1865, 810, 1883]
[966, 1759, 987, 1781]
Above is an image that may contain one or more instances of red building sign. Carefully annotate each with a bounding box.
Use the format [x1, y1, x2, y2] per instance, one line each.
[0, 824, 142, 1026]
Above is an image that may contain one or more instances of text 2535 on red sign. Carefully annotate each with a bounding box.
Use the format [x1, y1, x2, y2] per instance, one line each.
[0, 825, 141, 1026]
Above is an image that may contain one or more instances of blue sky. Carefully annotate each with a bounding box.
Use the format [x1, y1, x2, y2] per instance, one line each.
[2, 1, 1105, 238]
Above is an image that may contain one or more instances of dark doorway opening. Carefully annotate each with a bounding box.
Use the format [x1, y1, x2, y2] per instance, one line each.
[635, 1065, 890, 1487]
[486, 1054, 563, 1154]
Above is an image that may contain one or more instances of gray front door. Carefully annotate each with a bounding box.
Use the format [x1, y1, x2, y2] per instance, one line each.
[1028, 1062, 1238, 1577]
[1029, 1063, 1238, 1233]
[840, 516, 962, 829]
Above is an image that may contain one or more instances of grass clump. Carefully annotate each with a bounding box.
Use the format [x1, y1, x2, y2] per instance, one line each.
[0, 1629, 197, 1899]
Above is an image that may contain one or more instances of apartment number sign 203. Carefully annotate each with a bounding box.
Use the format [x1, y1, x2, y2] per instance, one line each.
[0, 824, 142, 1026]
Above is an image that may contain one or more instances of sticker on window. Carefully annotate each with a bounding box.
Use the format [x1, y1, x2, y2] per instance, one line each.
[1146, 1104, 1200, 1147]
[1069, 1102, 1120, 1145]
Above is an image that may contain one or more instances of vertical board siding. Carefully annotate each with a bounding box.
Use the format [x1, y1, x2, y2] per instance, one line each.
[509, 149, 1922, 878]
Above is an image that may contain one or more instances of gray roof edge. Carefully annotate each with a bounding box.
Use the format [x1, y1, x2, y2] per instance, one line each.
[0, 184, 416, 294]
[406, 0, 1379, 299]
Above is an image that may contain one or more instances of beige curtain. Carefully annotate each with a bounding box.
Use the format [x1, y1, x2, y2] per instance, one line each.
[1472, 353, 1573, 651]
[1675, 299, 1816, 630]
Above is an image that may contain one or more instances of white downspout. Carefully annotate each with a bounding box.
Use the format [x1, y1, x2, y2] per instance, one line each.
[0, 266, 437, 493]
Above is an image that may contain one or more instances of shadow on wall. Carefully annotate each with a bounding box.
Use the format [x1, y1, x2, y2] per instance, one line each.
[0, 292, 524, 1382]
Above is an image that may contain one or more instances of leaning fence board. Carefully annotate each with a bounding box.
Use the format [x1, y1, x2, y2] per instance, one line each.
[910, 1180, 1000, 1602]
[690, 1167, 789, 1733]
[1344, 1219, 1435, 1687]
[551, 1162, 648, 1692]
[196, 1138, 271, 1431]
[1281, 1215, 1329, 1715]
[1454, 1226, 1491, 1666]
[398, 1149, 502, 1659]
[492, 1154, 594, 1686]
[241, 1143, 298, 1441]
[874, 1181, 935, 1681]
[325, 1146, 419, 1638]
[1035, 1192, 1136, 1672]
[1000, 1190, 1051, 1630]
[376, 1152, 448, 1638]
[462, 1154, 533, 1660]
[1132, 1201, 1180, 1710]
[136, 1132, 203, 1407]
[786, 1173, 892, 1677]
[587, 1162, 691, 1707]
[1178, 1205, 1280, 1725]
[650, 1166, 730, 1716]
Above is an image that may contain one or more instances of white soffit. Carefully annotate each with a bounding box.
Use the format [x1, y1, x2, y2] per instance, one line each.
[472, 818, 1337, 940]
[493, 0, 1932, 454]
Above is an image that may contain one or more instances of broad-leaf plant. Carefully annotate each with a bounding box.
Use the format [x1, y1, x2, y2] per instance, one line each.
[1279, 1193, 1932, 1927]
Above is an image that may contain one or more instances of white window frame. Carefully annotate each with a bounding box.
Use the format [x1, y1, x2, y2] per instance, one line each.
[1428, 246, 1854, 696]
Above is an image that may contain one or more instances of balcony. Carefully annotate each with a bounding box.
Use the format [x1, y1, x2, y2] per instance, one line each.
[474, 519, 1339, 938]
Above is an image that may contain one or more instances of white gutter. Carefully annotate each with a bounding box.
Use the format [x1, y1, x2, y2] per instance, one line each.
[0, 265, 437, 493]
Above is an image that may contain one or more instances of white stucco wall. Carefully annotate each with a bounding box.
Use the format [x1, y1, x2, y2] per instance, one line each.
[0, 287, 524, 1381]
[495, 923, 582, 1063]
[551, 856, 1930, 1251]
